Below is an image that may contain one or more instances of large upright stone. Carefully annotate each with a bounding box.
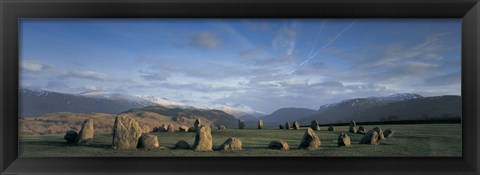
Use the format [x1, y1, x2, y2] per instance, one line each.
[219, 137, 242, 151]
[293, 121, 300, 130]
[311, 120, 320, 131]
[258, 120, 264, 129]
[76, 118, 94, 144]
[384, 128, 395, 138]
[349, 120, 357, 133]
[285, 122, 291, 130]
[194, 118, 202, 130]
[112, 114, 143, 150]
[238, 120, 245, 129]
[142, 125, 151, 134]
[279, 124, 284, 129]
[192, 126, 213, 152]
[137, 134, 159, 150]
[299, 128, 321, 150]
[337, 133, 351, 147]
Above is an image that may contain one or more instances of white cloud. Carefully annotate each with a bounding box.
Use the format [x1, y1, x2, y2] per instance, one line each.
[20, 60, 51, 72]
[272, 24, 297, 55]
[191, 32, 220, 49]
[61, 70, 109, 81]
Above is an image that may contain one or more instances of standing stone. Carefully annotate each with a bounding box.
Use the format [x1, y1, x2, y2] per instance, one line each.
[239, 120, 245, 129]
[299, 128, 321, 150]
[174, 140, 190, 149]
[268, 140, 289, 150]
[328, 125, 335, 131]
[194, 118, 202, 130]
[337, 133, 351, 147]
[112, 114, 143, 150]
[179, 126, 189, 132]
[279, 124, 284, 129]
[218, 125, 226, 130]
[384, 128, 395, 138]
[188, 127, 197, 133]
[142, 125, 151, 134]
[167, 124, 175, 133]
[372, 127, 385, 140]
[293, 121, 300, 130]
[219, 137, 242, 151]
[76, 118, 94, 144]
[349, 120, 357, 133]
[192, 126, 213, 151]
[359, 130, 379, 145]
[357, 126, 367, 134]
[64, 130, 78, 143]
[285, 122, 291, 130]
[311, 120, 320, 131]
[137, 134, 159, 150]
[258, 120, 264, 129]
[155, 124, 167, 132]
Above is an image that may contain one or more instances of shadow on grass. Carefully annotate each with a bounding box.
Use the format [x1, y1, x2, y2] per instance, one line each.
[21, 140, 71, 147]
[22, 140, 113, 149]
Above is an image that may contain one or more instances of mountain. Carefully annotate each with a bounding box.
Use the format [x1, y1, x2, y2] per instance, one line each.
[123, 105, 238, 128]
[300, 94, 461, 124]
[19, 89, 153, 117]
[19, 88, 262, 118]
[260, 107, 318, 124]
[237, 114, 258, 121]
[172, 101, 265, 118]
[318, 93, 424, 113]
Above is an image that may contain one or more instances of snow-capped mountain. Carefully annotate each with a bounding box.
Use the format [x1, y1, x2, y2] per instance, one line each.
[20, 88, 263, 118]
[145, 98, 264, 118]
[302, 93, 460, 124]
[319, 93, 424, 111]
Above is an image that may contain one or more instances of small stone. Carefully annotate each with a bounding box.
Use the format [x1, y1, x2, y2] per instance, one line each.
[137, 134, 160, 150]
[64, 130, 78, 143]
[174, 140, 191, 149]
[219, 137, 242, 151]
[268, 140, 289, 150]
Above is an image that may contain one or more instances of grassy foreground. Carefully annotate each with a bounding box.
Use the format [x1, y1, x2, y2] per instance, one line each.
[19, 123, 461, 157]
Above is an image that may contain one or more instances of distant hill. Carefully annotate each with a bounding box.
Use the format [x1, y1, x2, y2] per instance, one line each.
[19, 104, 240, 135]
[299, 95, 461, 124]
[260, 107, 318, 124]
[237, 114, 258, 121]
[19, 89, 152, 117]
[123, 105, 238, 128]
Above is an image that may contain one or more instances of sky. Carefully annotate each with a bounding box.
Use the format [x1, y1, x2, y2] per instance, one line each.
[19, 19, 461, 113]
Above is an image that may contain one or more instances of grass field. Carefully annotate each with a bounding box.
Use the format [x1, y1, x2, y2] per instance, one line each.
[19, 123, 461, 157]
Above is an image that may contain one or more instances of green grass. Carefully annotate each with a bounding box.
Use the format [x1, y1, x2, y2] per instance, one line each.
[19, 123, 461, 157]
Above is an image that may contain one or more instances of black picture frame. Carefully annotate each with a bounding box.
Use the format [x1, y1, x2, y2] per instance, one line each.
[1, 0, 479, 174]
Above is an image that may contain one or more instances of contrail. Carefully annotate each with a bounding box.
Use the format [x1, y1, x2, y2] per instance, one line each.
[308, 22, 326, 58]
[300, 21, 356, 66]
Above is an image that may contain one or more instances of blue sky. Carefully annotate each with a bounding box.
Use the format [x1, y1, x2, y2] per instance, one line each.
[19, 19, 461, 113]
